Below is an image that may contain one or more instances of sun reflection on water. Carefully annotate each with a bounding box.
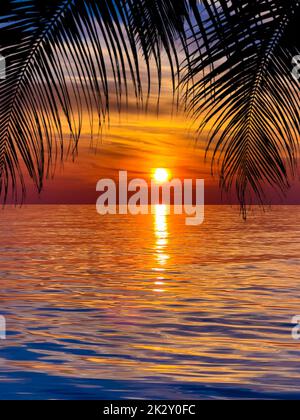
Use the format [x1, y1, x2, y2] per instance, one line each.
[153, 205, 170, 292]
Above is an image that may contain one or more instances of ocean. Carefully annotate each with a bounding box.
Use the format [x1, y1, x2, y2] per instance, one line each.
[0, 205, 299, 400]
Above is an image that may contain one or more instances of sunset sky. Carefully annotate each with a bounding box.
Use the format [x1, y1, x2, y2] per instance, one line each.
[22, 58, 221, 204]
[21, 50, 300, 206]
[24, 111, 300, 205]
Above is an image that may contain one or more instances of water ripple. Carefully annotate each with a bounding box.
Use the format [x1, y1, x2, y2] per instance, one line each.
[0, 205, 300, 399]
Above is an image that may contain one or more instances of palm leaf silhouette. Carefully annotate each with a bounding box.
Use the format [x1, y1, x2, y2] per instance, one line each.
[184, 0, 300, 213]
[0, 0, 191, 202]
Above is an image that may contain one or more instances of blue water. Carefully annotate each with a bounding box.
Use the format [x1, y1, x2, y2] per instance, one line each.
[0, 205, 300, 400]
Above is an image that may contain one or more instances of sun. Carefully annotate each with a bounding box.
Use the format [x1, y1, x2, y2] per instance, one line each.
[153, 168, 171, 184]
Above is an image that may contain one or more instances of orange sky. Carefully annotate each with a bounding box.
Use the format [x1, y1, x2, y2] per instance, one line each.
[25, 106, 226, 204]
[23, 103, 300, 205]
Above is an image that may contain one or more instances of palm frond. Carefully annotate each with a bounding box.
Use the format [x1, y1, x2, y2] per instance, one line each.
[0, 0, 191, 202]
[183, 0, 300, 214]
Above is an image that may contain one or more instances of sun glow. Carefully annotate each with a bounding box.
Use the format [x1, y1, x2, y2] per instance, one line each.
[153, 168, 171, 184]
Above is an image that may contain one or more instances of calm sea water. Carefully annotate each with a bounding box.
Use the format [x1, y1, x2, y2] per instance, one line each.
[0, 205, 300, 400]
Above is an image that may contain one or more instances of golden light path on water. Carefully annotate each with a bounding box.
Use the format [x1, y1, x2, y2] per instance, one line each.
[1, 205, 300, 399]
[153, 205, 170, 293]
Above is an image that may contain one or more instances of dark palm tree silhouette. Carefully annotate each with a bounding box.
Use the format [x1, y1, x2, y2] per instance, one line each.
[0, 0, 193, 202]
[184, 0, 300, 214]
[0, 0, 299, 211]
